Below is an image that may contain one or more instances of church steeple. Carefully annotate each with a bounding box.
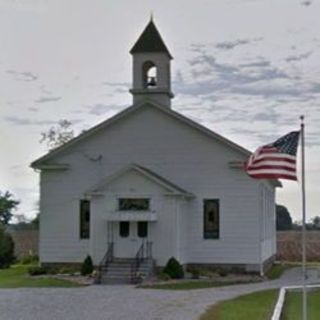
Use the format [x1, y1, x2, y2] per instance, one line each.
[129, 19, 174, 108]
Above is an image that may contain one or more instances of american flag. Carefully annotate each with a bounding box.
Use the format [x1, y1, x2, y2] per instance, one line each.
[245, 131, 300, 181]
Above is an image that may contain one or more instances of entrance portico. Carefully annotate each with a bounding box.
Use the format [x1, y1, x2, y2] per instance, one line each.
[107, 221, 152, 258]
[85, 163, 194, 266]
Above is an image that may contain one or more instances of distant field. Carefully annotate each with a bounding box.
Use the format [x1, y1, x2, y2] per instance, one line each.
[277, 231, 320, 262]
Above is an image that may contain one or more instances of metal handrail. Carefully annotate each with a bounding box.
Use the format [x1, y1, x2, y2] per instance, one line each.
[146, 241, 152, 259]
[131, 241, 153, 283]
[99, 242, 114, 274]
[131, 242, 145, 283]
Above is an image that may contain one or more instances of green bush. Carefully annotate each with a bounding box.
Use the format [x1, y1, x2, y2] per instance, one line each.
[217, 267, 228, 277]
[0, 225, 15, 268]
[58, 266, 80, 275]
[81, 255, 94, 276]
[158, 272, 171, 281]
[46, 266, 59, 275]
[20, 253, 39, 265]
[28, 266, 47, 276]
[163, 257, 184, 279]
[188, 266, 200, 279]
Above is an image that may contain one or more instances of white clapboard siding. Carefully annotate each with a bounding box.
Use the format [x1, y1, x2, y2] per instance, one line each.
[39, 104, 275, 267]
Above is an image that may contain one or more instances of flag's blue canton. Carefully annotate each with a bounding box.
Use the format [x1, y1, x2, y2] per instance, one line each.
[271, 131, 300, 155]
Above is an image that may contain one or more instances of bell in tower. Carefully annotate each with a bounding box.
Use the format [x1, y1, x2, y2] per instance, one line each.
[143, 61, 157, 88]
[129, 18, 174, 108]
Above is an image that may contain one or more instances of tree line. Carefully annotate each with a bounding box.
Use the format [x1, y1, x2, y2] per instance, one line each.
[276, 204, 320, 231]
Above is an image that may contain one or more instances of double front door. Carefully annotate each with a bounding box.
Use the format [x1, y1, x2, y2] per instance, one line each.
[115, 221, 148, 258]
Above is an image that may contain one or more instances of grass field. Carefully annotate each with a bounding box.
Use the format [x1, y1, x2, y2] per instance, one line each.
[281, 289, 320, 320]
[277, 231, 320, 261]
[0, 265, 81, 288]
[200, 289, 278, 320]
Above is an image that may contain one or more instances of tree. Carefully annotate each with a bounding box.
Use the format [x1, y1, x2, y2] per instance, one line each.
[31, 214, 40, 229]
[307, 216, 320, 230]
[0, 191, 19, 225]
[40, 119, 74, 150]
[276, 204, 293, 230]
[0, 224, 15, 268]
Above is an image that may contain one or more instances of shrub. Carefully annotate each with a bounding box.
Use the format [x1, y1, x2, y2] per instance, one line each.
[20, 253, 39, 265]
[0, 225, 15, 268]
[46, 266, 59, 275]
[188, 267, 200, 279]
[81, 255, 94, 276]
[158, 272, 171, 281]
[28, 266, 47, 276]
[217, 267, 228, 277]
[163, 257, 184, 279]
[58, 266, 80, 275]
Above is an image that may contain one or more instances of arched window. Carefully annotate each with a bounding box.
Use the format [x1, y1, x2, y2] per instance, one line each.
[143, 61, 157, 88]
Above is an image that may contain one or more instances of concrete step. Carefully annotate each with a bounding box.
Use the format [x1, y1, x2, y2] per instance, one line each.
[107, 272, 131, 277]
[99, 258, 155, 285]
[101, 276, 132, 285]
[108, 265, 132, 270]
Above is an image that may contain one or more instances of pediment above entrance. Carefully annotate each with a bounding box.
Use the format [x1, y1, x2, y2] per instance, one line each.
[84, 163, 194, 198]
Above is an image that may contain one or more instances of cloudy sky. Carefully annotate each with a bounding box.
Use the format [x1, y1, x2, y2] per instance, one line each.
[1, 0, 319, 221]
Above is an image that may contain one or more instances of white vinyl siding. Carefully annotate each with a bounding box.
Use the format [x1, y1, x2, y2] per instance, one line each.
[39, 105, 276, 266]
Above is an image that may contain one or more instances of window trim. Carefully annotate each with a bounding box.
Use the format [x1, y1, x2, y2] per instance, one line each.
[203, 199, 220, 240]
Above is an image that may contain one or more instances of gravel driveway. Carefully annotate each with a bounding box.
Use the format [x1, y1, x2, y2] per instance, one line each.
[1, 267, 319, 320]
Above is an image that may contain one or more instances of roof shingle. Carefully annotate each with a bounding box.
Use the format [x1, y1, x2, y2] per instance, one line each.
[130, 20, 172, 58]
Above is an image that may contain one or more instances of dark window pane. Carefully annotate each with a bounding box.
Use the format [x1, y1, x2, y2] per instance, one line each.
[203, 199, 219, 239]
[80, 200, 90, 239]
[118, 198, 150, 211]
[138, 221, 148, 238]
[119, 221, 130, 238]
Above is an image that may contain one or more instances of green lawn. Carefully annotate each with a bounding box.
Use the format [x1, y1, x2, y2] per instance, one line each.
[266, 264, 293, 280]
[140, 279, 259, 290]
[200, 289, 278, 320]
[281, 289, 320, 320]
[0, 265, 81, 288]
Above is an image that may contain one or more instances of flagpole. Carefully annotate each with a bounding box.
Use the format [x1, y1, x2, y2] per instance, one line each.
[300, 115, 307, 320]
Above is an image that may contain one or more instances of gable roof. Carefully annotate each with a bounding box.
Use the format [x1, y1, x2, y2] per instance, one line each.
[130, 19, 172, 59]
[85, 163, 194, 197]
[31, 100, 250, 168]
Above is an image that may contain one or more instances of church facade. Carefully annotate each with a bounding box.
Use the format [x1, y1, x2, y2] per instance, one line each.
[31, 20, 279, 278]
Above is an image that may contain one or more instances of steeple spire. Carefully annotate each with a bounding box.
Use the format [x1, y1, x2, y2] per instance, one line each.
[130, 19, 172, 59]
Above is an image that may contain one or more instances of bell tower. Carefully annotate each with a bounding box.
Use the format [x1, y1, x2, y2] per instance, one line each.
[129, 18, 174, 108]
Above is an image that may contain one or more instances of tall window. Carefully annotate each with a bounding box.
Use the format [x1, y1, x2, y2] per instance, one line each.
[80, 200, 90, 239]
[203, 199, 219, 239]
[118, 198, 150, 211]
[138, 221, 148, 238]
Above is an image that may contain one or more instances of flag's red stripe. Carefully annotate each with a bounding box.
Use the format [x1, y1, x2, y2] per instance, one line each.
[251, 156, 296, 165]
[259, 148, 278, 154]
[247, 165, 296, 172]
[248, 173, 297, 181]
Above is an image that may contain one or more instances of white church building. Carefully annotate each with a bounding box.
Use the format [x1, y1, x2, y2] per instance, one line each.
[31, 19, 279, 281]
